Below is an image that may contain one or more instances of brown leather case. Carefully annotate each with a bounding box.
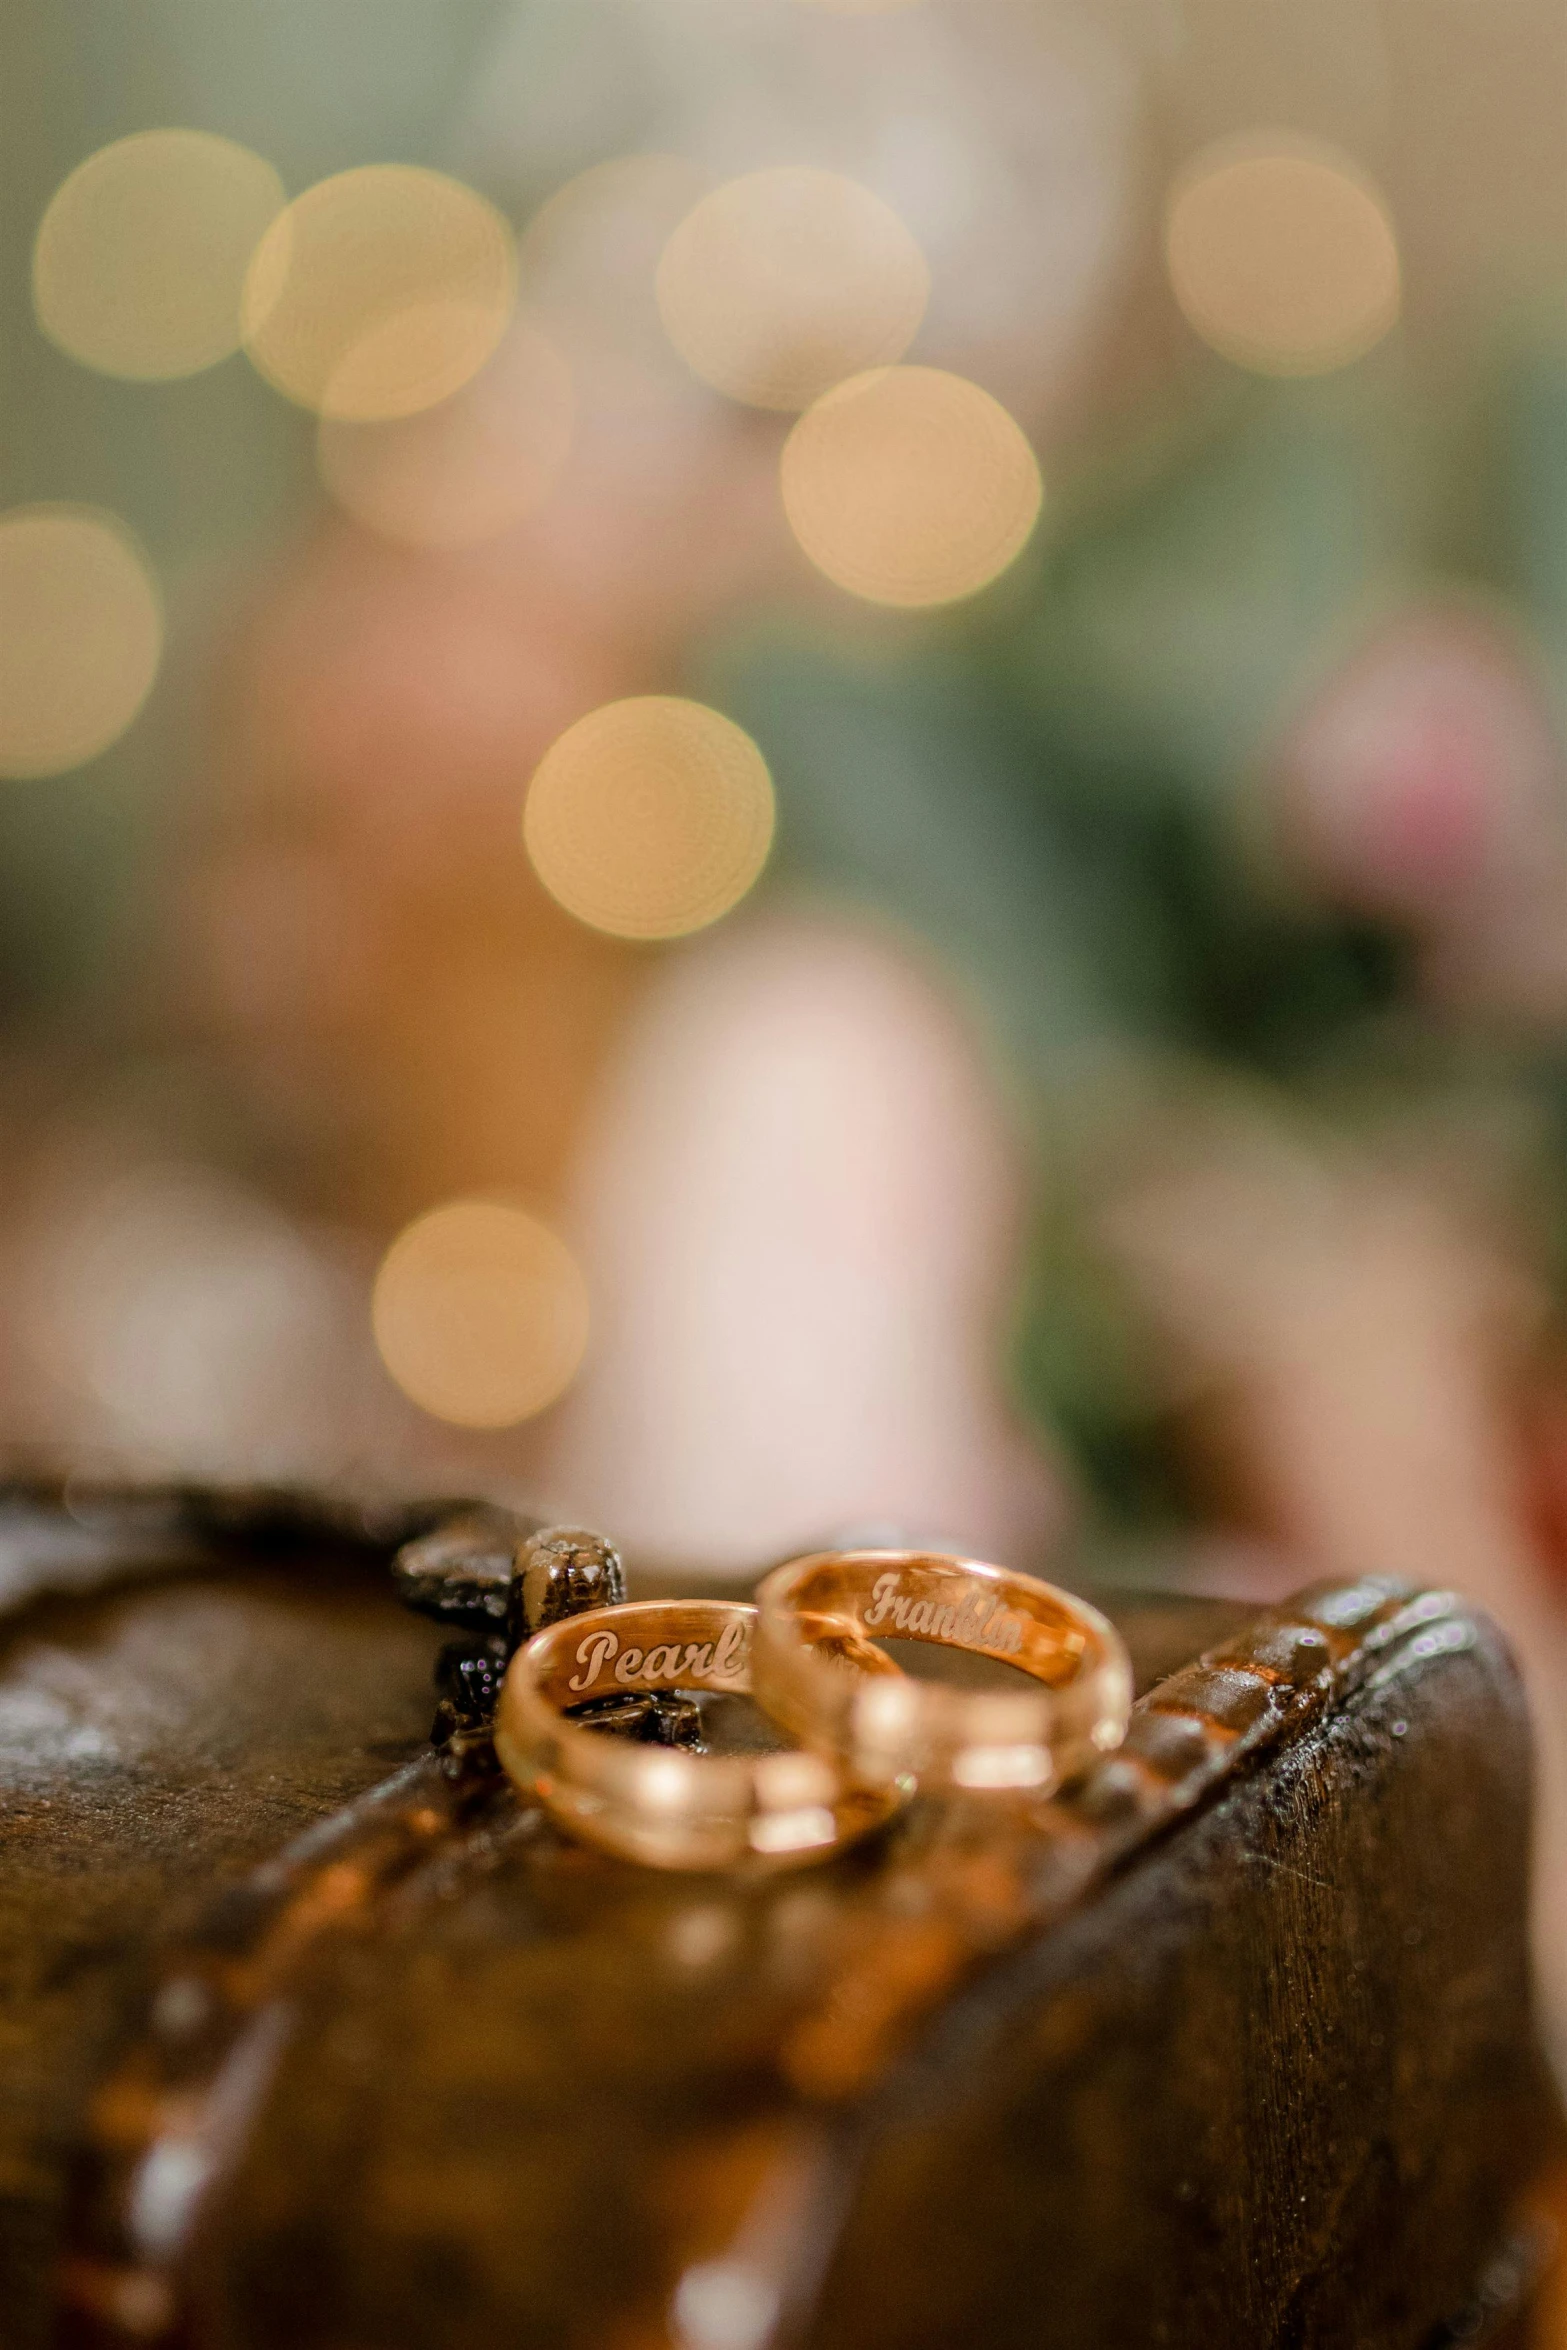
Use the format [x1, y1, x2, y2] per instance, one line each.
[0, 1529, 1552, 2350]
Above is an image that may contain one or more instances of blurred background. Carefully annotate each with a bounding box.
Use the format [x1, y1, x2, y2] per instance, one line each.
[2, 0, 1567, 2020]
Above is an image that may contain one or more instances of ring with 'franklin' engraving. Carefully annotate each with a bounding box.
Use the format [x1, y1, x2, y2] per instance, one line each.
[753, 1551, 1132, 1795]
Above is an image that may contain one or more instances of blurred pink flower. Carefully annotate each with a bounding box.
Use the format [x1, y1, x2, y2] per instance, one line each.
[1272, 606, 1567, 1025]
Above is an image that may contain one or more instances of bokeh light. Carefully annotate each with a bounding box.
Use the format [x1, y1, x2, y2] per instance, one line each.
[317, 316, 574, 548]
[780, 365, 1042, 608]
[27, 1162, 357, 1473]
[0, 507, 162, 778]
[33, 129, 285, 382]
[1165, 133, 1401, 377]
[524, 697, 775, 941]
[655, 167, 929, 411]
[241, 165, 516, 420]
[372, 1199, 589, 1427]
[521, 154, 712, 375]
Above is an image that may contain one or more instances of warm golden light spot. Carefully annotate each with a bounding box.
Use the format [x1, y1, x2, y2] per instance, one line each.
[656, 168, 928, 411]
[242, 165, 516, 419]
[372, 1200, 589, 1428]
[780, 366, 1041, 608]
[0, 507, 162, 778]
[33, 130, 285, 381]
[317, 316, 573, 548]
[524, 697, 774, 941]
[1165, 133, 1401, 377]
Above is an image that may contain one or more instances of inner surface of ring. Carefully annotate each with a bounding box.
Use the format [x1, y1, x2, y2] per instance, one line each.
[532, 1602, 754, 1712]
[787, 1556, 1090, 1689]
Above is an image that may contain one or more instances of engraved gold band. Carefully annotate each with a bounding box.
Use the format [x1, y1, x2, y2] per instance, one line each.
[752, 1550, 1133, 1794]
[495, 1598, 900, 1870]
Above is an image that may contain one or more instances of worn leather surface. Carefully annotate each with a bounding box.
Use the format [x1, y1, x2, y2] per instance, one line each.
[0, 1557, 443, 2345]
[812, 1611, 1542, 2349]
[0, 1540, 1551, 2350]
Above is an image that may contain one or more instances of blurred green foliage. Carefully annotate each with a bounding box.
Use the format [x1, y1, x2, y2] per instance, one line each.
[706, 347, 1567, 1521]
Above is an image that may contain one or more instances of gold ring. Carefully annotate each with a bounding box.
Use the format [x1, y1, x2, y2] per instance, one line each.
[753, 1549, 1133, 1794]
[494, 1598, 901, 1870]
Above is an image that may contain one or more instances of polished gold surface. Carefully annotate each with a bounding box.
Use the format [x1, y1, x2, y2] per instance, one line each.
[495, 1600, 899, 1870]
[754, 1551, 1132, 1794]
